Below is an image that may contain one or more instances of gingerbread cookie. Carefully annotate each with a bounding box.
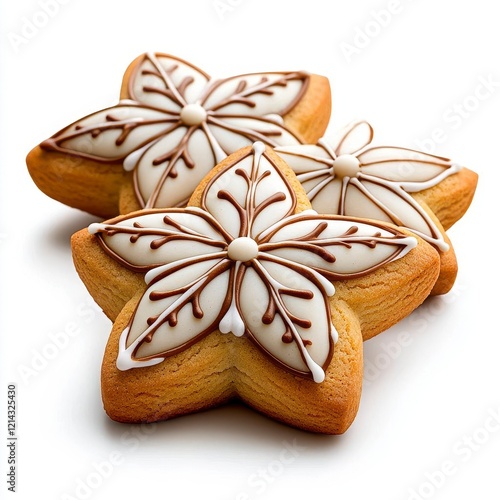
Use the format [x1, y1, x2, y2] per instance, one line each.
[71, 143, 440, 433]
[275, 121, 478, 295]
[26, 52, 331, 218]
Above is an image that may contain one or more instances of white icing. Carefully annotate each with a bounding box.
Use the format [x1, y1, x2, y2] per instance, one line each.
[330, 121, 373, 156]
[59, 105, 173, 160]
[136, 127, 218, 208]
[90, 209, 227, 270]
[125, 260, 231, 359]
[219, 304, 246, 337]
[207, 115, 302, 152]
[227, 237, 259, 262]
[391, 162, 462, 193]
[133, 126, 188, 207]
[252, 141, 266, 161]
[123, 140, 157, 172]
[275, 121, 459, 251]
[47, 53, 306, 209]
[240, 261, 330, 382]
[263, 113, 285, 125]
[117, 327, 164, 371]
[180, 103, 207, 126]
[202, 73, 305, 116]
[91, 142, 417, 382]
[202, 141, 295, 239]
[88, 222, 104, 235]
[132, 52, 210, 112]
[261, 215, 416, 277]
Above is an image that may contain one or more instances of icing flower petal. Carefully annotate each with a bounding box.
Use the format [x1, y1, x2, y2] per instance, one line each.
[238, 258, 335, 382]
[358, 146, 461, 191]
[333, 120, 374, 156]
[207, 115, 302, 151]
[117, 256, 233, 369]
[274, 144, 338, 214]
[274, 144, 333, 175]
[202, 72, 310, 117]
[304, 178, 343, 215]
[132, 126, 219, 208]
[201, 143, 296, 239]
[41, 104, 178, 162]
[127, 52, 211, 112]
[343, 178, 449, 251]
[259, 214, 417, 280]
[89, 208, 230, 272]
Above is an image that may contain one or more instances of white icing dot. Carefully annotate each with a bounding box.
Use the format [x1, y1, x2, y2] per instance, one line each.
[227, 237, 259, 262]
[180, 103, 207, 126]
[334, 154, 361, 179]
[88, 223, 104, 234]
[252, 141, 266, 155]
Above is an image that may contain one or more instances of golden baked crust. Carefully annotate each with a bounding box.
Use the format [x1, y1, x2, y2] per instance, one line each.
[413, 167, 478, 231]
[413, 167, 477, 294]
[26, 146, 125, 219]
[72, 146, 439, 433]
[100, 295, 363, 434]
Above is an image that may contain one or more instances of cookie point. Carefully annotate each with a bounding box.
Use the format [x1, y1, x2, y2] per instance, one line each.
[334, 154, 361, 179]
[180, 103, 207, 126]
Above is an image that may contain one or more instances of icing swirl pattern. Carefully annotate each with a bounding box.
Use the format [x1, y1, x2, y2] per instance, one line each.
[275, 121, 462, 251]
[41, 52, 308, 209]
[89, 143, 416, 382]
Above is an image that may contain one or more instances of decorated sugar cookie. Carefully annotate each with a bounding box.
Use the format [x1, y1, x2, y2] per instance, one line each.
[72, 143, 440, 433]
[275, 121, 478, 294]
[27, 52, 331, 218]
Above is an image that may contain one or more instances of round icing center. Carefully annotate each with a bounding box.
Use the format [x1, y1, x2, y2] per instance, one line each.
[227, 237, 259, 262]
[334, 154, 361, 178]
[180, 104, 207, 126]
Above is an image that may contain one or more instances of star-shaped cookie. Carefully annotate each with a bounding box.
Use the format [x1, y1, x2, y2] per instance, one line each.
[275, 121, 478, 295]
[27, 52, 331, 218]
[71, 143, 440, 433]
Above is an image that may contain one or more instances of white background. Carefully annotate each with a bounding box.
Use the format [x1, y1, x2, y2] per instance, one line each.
[1, 1, 498, 499]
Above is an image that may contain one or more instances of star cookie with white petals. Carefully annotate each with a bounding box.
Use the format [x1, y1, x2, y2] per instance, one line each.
[71, 143, 440, 433]
[27, 52, 331, 218]
[275, 121, 478, 296]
